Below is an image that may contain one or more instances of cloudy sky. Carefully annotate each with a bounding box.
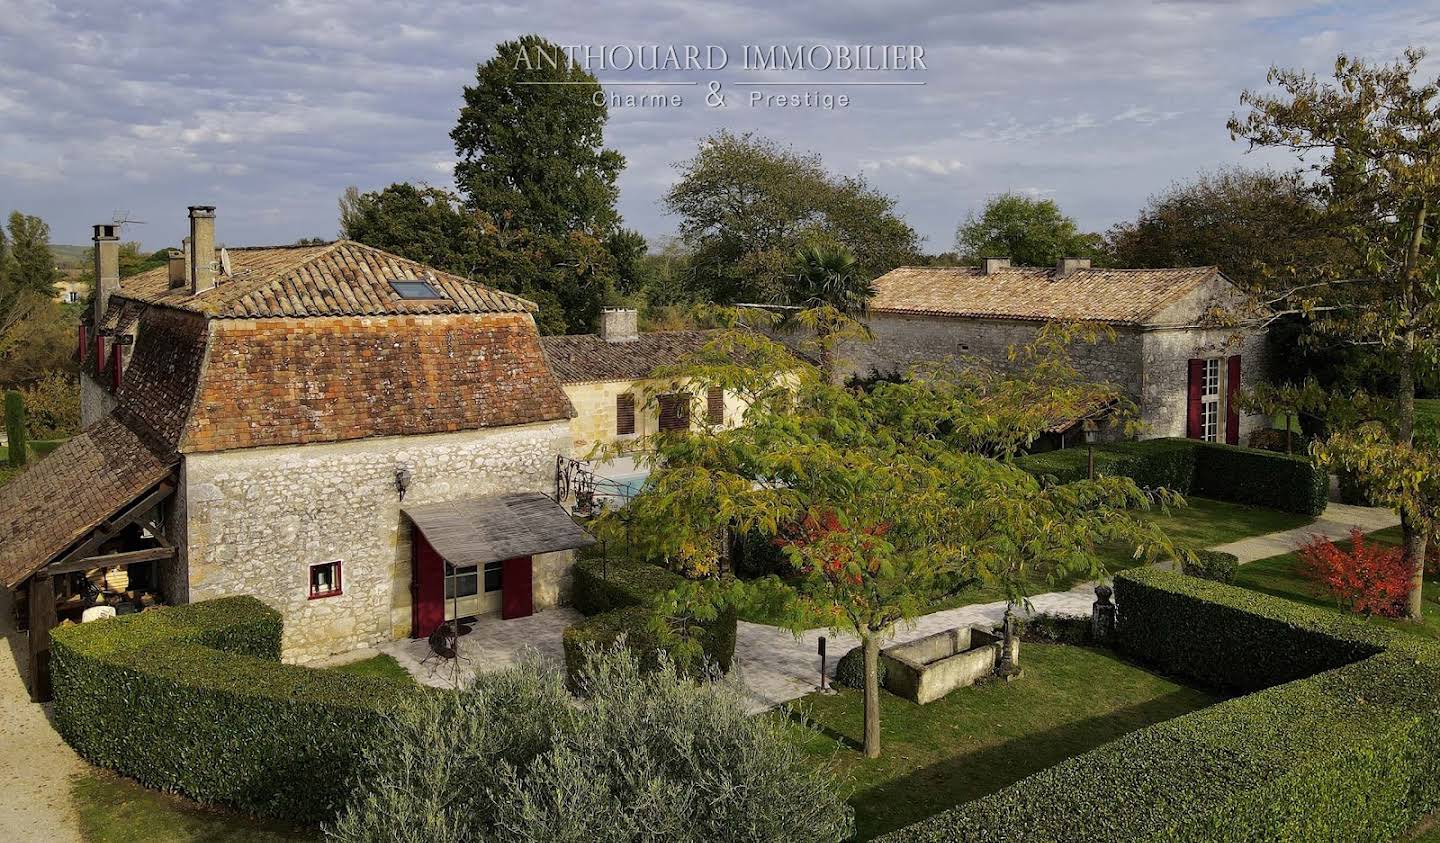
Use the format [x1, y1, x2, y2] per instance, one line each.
[1, 1, 1435, 253]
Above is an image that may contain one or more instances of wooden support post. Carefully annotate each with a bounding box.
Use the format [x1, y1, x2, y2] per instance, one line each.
[27, 574, 56, 703]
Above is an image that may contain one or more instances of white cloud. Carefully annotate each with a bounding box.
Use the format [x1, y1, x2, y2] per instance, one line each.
[860, 155, 967, 176]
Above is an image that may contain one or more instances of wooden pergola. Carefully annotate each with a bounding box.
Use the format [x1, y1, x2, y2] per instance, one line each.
[22, 477, 176, 702]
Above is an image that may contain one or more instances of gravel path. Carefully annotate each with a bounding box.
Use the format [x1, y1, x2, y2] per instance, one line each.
[0, 586, 84, 843]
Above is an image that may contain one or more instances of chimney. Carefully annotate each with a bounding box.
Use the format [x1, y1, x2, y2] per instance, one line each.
[598, 307, 639, 343]
[167, 248, 186, 288]
[982, 257, 1011, 275]
[1055, 257, 1091, 278]
[187, 205, 216, 294]
[91, 223, 120, 329]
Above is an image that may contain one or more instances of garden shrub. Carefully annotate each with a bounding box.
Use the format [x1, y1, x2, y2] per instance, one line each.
[1016, 438, 1328, 515]
[51, 597, 418, 824]
[1189, 441, 1329, 516]
[833, 643, 885, 690]
[1297, 528, 1410, 618]
[878, 569, 1440, 842]
[328, 646, 853, 843]
[733, 526, 789, 579]
[1020, 612, 1092, 645]
[1181, 549, 1239, 584]
[567, 557, 737, 681]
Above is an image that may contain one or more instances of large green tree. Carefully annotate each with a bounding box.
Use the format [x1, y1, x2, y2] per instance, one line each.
[1107, 167, 1351, 287]
[339, 183, 481, 271]
[1229, 48, 1440, 620]
[453, 34, 625, 238]
[955, 193, 1104, 267]
[599, 323, 1181, 758]
[776, 244, 875, 382]
[7, 212, 58, 298]
[664, 131, 921, 304]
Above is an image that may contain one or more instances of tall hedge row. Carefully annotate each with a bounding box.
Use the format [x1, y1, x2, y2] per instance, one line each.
[564, 557, 737, 680]
[877, 570, 1440, 842]
[1016, 437, 1328, 516]
[51, 597, 418, 823]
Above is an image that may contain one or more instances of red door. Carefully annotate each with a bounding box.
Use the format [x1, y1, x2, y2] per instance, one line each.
[411, 529, 445, 638]
[501, 556, 533, 619]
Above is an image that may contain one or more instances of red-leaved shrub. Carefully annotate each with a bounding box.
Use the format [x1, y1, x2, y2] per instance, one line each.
[1297, 528, 1410, 618]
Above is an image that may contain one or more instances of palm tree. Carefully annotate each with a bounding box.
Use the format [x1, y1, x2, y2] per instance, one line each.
[779, 244, 875, 382]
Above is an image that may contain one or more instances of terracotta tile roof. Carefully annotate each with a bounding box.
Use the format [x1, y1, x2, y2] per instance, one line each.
[180, 313, 574, 452]
[115, 307, 211, 455]
[0, 416, 175, 589]
[114, 240, 535, 319]
[540, 331, 719, 384]
[869, 266, 1222, 325]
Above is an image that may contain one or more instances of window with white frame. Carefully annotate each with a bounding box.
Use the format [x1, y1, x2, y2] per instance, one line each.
[1200, 358, 1222, 442]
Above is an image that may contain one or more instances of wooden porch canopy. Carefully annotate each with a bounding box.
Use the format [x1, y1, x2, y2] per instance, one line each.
[402, 492, 595, 566]
[0, 415, 178, 701]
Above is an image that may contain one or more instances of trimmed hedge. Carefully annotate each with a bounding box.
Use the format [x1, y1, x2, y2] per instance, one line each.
[1181, 549, 1239, 584]
[833, 644, 884, 690]
[51, 597, 418, 824]
[877, 569, 1440, 841]
[1016, 437, 1328, 516]
[565, 557, 737, 681]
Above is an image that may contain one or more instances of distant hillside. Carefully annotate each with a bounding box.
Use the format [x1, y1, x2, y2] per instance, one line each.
[51, 244, 90, 269]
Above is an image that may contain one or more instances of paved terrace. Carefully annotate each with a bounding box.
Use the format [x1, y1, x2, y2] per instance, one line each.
[383, 502, 1400, 712]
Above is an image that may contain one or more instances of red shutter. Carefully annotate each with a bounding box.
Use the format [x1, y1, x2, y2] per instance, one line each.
[1225, 355, 1242, 445]
[1186, 358, 1204, 439]
[111, 343, 124, 392]
[501, 556, 533, 619]
[616, 393, 635, 436]
[95, 334, 106, 374]
[411, 529, 445, 638]
[77, 325, 87, 362]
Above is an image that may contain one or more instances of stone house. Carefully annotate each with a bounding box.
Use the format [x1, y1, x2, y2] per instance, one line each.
[540, 309, 748, 480]
[2, 207, 595, 698]
[850, 258, 1269, 444]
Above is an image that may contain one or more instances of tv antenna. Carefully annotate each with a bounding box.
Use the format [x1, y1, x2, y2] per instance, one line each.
[111, 210, 147, 230]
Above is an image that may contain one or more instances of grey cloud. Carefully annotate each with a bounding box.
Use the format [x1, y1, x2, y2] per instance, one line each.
[0, 0, 1433, 253]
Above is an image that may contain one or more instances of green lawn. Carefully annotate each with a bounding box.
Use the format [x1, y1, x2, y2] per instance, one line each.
[740, 497, 1314, 627]
[328, 653, 413, 683]
[1232, 525, 1440, 641]
[72, 771, 316, 843]
[1418, 399, 1440, 426]
[782, 643, 1221, 841]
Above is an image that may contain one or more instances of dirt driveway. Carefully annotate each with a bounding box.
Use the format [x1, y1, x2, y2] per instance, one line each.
[0, 586, 84, 842]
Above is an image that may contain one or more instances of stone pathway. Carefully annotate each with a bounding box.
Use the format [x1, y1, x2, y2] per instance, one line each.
[0, 587, 84, 843]
[1209, 502, 1399, 563]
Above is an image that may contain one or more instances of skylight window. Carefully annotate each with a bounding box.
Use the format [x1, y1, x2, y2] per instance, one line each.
[389, 279, 445, 300]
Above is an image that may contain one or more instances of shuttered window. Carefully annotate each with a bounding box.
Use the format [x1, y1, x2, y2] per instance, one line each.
[616, 393, 636, 436]
[658, 393, 690, 432]
[707, 386, 724, 425]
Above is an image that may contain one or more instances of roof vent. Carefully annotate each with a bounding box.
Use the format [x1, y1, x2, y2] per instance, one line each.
[1055, 257, 1091, 278]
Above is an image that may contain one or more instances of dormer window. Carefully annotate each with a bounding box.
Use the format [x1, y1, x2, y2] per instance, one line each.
[389, 279, 445, 300]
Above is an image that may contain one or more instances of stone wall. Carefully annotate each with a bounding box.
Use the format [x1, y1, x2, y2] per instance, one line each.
[180, 420, 573, 663]
[561, 379, 748, 458]
[845, 314, 1145, 402]
[79, 372, 116, 429]
[1139, 327, 1268, 440]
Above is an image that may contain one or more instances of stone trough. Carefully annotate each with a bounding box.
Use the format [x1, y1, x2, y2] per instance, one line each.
[881, 625, 1003, 704]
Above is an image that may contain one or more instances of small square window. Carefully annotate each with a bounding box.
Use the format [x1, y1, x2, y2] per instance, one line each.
[388, 279, 446, 300]
[483, 560, 503, 593]
[309, 561, 343, 599]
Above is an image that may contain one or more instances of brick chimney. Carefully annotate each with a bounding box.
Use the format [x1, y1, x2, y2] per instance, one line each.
[91, 223, 120, 329]
[598, 307, 639, 343]
[1055, 257, 1091, 278]
[983, 257, 1011, 275]
[167, 248, 186, 288]
[187, 206, 216, 294]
